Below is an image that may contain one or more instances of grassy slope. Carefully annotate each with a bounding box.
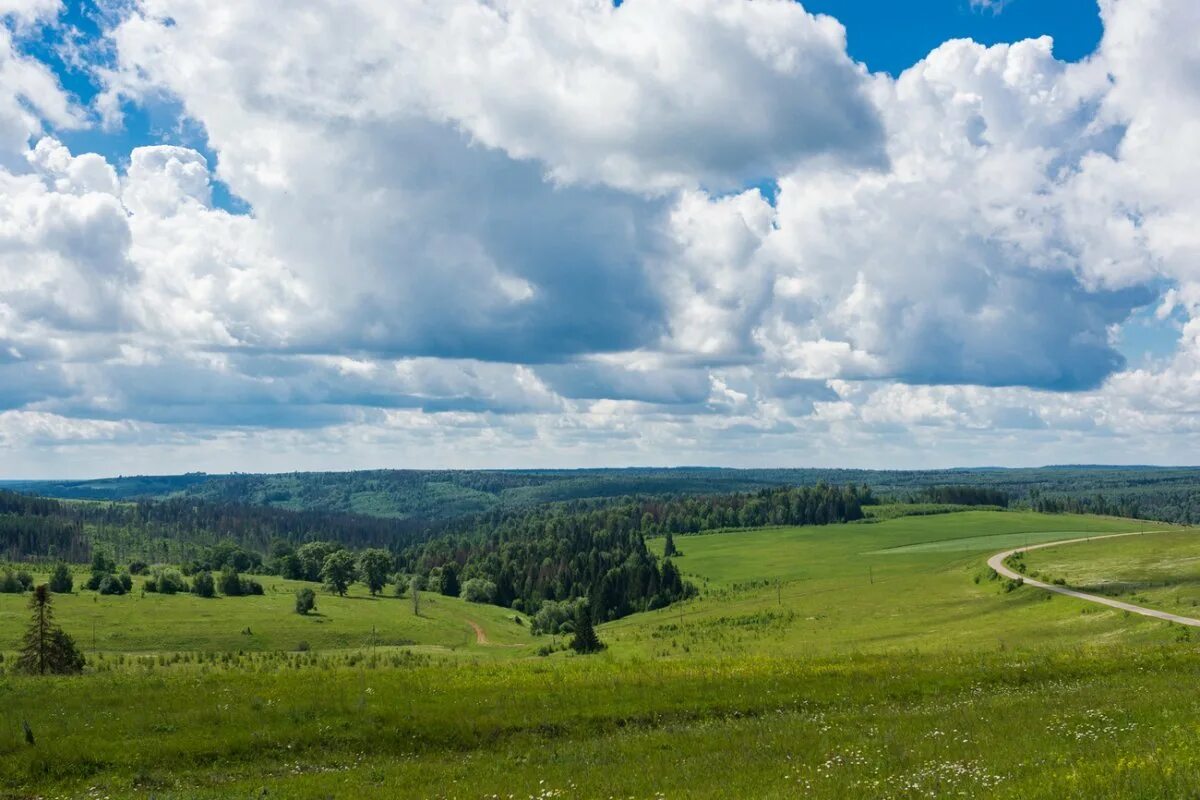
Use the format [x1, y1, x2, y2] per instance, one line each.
[1024, 529, 1200, 612]
[608, 511, 1176, 658]
[4, 510, 1199, 799]
[0, 574, 533, 657]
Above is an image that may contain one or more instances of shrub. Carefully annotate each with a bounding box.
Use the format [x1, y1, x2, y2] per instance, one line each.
[531, 599, 586, 636]
[241, 577, 264, 595]
[0, 570, 28, 593]
[461, 578, 497, 604]
[218, 567, 243, 597]
[296, 641, 311, 652]
[127, 560, 150, 576]
[393, 575, 410, 598]
[143, 578, 158, 593]
[152, 568, 188, 595]
[97, 574, 126, 595]
[192, 571, 216, 598]
[48, 563, 73, 594]
[117, 572, 133, 593]
[295, 587, 316, 615]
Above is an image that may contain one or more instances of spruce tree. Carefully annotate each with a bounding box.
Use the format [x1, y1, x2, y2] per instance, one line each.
[570, 603, 603, 654]
[663, 530, 678, 558]
[48, 563, 73, 594]
[439, 563, 460, 597]
[18, 585, 85, 675]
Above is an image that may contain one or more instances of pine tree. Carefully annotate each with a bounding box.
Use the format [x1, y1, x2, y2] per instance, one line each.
[439, 563, 460, 597]
[570, 603, 603, 654]
[48, 563, 73, 594]
[17, 585, 85, 675]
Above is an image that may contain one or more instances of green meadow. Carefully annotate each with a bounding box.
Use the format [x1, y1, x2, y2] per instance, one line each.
[4, 509, 1199, 799]
[1024, 528, 1200, 612]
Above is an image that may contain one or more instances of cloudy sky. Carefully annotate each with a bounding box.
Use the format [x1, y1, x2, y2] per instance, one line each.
[1, 0, 1198, 477]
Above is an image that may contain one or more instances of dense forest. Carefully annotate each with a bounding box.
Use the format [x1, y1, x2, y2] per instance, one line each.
[0, 484, 873, 620]
[10, 465, 1200, 523]
[914, 486, 1010, 507]
[0, 490, 427, 564]
[402, 484, 871, 619]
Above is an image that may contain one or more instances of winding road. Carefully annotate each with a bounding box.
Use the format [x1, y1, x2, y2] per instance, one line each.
[988, 531, 1200, 628]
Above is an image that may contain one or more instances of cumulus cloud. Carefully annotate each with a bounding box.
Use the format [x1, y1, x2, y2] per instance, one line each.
[3, 0, 1200, 472]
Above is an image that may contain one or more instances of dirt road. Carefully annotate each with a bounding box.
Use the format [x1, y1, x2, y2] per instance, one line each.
[988, 531, 1200, 627]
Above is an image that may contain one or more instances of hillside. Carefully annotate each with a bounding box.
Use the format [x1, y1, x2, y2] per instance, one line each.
[8, 464, 1200, 522]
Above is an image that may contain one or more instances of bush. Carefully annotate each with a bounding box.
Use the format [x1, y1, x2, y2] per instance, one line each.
[531, 599, 586, 636]
[118, 572, 133, 593]
[192, 571, 216, 598]
[219, 567, 243, 597]
[97, 574, 126, 595]
[152, 568, 188, 595]
[393, 575, 410, 598]
[143, 578, 158, 592]
[0, 569, 33, 593]
[241, 577, 264, 595]
[128, 560, 150, 576]
[461, 578, 497, 604]
[48, 563, 73, 594]
[296, 641, 311, 652]
[295, 587, 316, 615]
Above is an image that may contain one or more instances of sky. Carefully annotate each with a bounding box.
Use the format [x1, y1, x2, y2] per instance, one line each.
[1, 0, 1199, 478]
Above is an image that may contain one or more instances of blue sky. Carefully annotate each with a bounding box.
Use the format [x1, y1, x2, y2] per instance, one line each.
[0, 0, 1198, 476]
[805, 0, 1104, 74]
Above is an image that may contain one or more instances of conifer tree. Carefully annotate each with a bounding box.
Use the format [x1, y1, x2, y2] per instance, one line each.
[18, 585, 84, 675]
[570, 603, 603, 654]
[439, 563, 460, 597]
[663, 530, 678, 558]
[48, 563, 73, 594]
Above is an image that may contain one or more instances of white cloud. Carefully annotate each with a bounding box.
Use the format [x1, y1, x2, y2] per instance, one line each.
[4, 0, 1200, 473]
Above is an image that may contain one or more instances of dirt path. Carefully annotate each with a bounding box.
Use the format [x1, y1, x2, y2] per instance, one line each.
[467, 619, 488, 644]
[988, 531, 1200, 627]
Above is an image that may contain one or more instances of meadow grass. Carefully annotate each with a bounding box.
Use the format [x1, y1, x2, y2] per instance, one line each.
[1024, 528, 1200, 612]
[3, 510, 1197, 799]
[5, 647, 1200, 798]
[0, 573, 534, 657]
[618, 511, 1177, 658]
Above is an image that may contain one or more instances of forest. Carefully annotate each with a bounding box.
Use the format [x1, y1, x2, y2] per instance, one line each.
[10, 464, 1200, 522]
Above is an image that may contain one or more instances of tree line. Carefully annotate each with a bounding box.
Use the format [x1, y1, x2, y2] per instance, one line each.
[396, 484, 870, 622]
[0, 489, 429, 564]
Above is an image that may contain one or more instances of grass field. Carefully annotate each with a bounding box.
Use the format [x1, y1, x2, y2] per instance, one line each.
[0, 573, 533, 658]
[3, 510, 1197, 799]
[1024, 529, 1200, 613]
